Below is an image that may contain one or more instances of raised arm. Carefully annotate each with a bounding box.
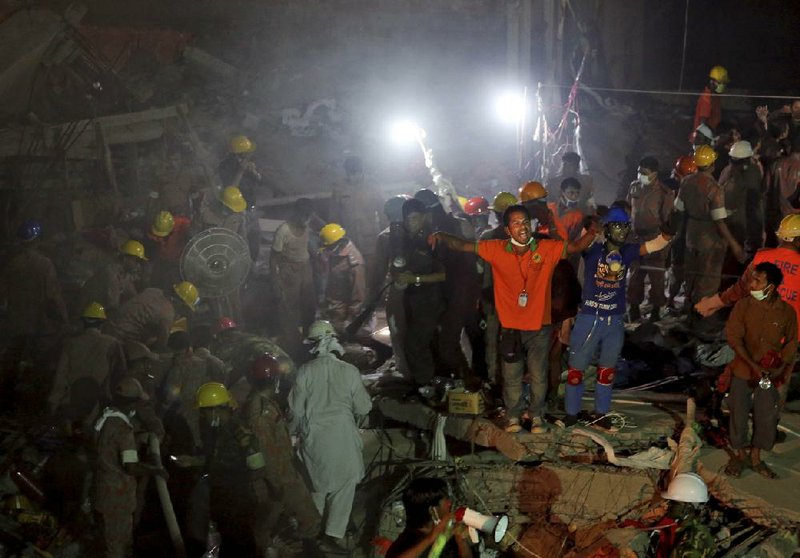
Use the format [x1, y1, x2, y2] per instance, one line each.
[428, 232, 476, 253]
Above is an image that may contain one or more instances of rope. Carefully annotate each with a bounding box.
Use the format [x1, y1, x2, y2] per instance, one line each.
[539, 82, 800, 101]
[677, 0, 690, 91]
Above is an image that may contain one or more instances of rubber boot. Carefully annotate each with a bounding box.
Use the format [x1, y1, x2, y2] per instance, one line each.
[565, 382, 584, 417]
[595, 382, 613, 415]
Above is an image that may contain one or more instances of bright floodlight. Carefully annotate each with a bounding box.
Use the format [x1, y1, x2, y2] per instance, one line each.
[494, 92, 525, 124]
[390, 120, 425, 145]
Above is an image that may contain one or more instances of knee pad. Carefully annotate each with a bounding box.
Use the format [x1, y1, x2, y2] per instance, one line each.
[567, 368, 584, 386]
[597, 367, 615, 385]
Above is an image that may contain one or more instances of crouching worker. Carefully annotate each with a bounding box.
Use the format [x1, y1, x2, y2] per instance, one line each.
[565, 207, 672, 430]
[241, 353, 321, 553]
[92, 377, 166, 558]
[386, 477, 473, 558]
[724, 262, 797, 479]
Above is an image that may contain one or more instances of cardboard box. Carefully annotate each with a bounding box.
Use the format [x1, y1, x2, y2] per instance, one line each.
[447, 391, 484, 415]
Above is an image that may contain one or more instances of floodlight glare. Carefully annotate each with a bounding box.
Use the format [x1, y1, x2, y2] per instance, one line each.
[494, 93, 526, 124]
[390, 120, 425, 145]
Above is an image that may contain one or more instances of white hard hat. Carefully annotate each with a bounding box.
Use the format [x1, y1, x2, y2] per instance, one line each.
[729, 140, 753, 160]
[307, 320, 336, 341]
[695, 123, 715, 141]
[661, 472, 708, 504]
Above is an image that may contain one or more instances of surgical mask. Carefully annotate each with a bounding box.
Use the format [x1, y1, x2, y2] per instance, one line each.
[638, 173, 651, 186]
[510, 237, 534, 247]
[561, 194, 578, 208]
[750, 285, 771, 301]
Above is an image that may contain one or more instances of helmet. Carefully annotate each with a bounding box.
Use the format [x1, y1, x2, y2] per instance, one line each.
[221, 186, 247, 213]
[248, 353, 282, 384]
[662, 472, 708, 503]
[17, 219, 42, 242]
[114, 377, 149, 401]
[457, 195, 469, 210]
[196, 382, 234, 408]
[384, 195, 411, 222]
[777, 214, 800, 242]
[151, 211, 175, 237]
[602, 207, 631, 224]
[170, 317, 188, 334]
[464, 196, 490, 216]
[307, 319, 336, 340]
[729, 141, 753, 159]
[173, 281, 200, 311]
[320, 223, 346, 246]
[414, 189, 441, 209]
[489, 192, 517, 213]
[120, 240, 147, 261]
[674, 156, 698, 179]
[229, 135, 256, 154]
[518, 181, 547, 202]
[81, 302, 107, 320]
[708, 65, 729, 84]
[693, 145, 718, 168]
[695, 123, 715, 142]
[215, 316, 238, 333]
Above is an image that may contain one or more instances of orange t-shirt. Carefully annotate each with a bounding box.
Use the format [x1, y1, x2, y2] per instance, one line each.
[477, 238, 565, 331]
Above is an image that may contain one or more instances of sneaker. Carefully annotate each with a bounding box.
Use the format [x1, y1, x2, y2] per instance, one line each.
[505, 417, 522, 433]
[588, 413, 619, 433]
[530, 416, 547, 434]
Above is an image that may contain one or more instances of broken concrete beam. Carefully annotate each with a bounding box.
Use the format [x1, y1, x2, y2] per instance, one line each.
[255, 191, 332, 207]
[182, 46, 238, 79]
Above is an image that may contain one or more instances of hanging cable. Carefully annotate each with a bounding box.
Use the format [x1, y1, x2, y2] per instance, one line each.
[678, 0, 690, 91]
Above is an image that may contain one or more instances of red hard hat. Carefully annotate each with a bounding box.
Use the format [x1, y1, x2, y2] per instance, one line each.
[215, 316, 238, 334]
[248, 353, 282, 384]
[674, 155, 698, 179]
[464, 196, 490, 216]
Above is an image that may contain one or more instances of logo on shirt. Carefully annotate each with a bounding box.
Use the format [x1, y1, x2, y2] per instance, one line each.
[532, 253, 542, 263]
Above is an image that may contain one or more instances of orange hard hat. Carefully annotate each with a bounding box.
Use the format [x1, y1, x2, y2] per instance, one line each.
[518, 181, 548, 202]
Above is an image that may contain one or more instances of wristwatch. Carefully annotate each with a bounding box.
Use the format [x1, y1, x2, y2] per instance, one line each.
[415, 275, 422, 287]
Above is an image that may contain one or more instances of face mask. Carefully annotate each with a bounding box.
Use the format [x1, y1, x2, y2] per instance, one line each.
[750, 286, 771, 301]
[638, 173, 651, 186]
[561, 194, 578, 208]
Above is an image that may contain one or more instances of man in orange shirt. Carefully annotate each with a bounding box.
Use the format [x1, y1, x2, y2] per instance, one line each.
[691, 65, 728, 142]
[431, 205, 596, 433]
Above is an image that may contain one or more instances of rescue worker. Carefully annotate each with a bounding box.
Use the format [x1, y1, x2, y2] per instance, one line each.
[218, 135, 269, 207]
[723, 262, 796, 479]
[103, 281, 199, 350]
[647, 473, 712, 557]
[719, 140, 764, 262]
[373, 195, 412, 377]
[414, 189, 480, 382]
[0, 219, 68, 408]
[692, 65, 729, 141]
[674, 145, 744, 320]
[518, 181, 567, 240]
[271, 198, 317, 360]
[92, 377, 165, 558]
[666, 156, 697, 311]
[548, 178, 585, 243]
[80, 240, 145, 318]
[395, 198, 446, 386]
[770, 133, 800, 219]
[145, 210, 192, 290]
[479, 192, 516, 388]
[149, 148, 203, 218]
[431, 205, 597, 433]
[173, 382, 270, 556]
[49, 302, 127, 434]
[330, 155, 385, 290]
[241, 353, 321, 553]
[194, 185, 248, 239]
[564, 208, 672, 429]
[546, 151, 596, 214]
[463, 196, 492, 238]
[289, 321, 372, 551]
[319, 223, 367, 333]
[626, 157, 675, 322]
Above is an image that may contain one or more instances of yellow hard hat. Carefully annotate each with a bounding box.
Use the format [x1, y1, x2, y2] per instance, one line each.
[693, 145, 718, 168]
[518, 181, 547, 202]
[81, 302, 107, 320]
[709, 65, 729, 84]
[319, 223, 346, 246]
[221, 186, 247, 213]
[196, 382, 234, 408]
[120, 240, 147, 261]
[489, 191, 517, 213]
[229, 135, 256, 154]
[173, 281, 199, 311]
[170, 317, 188, 334]
[777, 214, 800, 242]
[151, 211, 175, 237]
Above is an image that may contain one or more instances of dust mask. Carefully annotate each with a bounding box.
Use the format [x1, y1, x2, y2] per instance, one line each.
[638, 173, 651, 186]
[750, 285, 772, 301]
[561, 194, 578, 209]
